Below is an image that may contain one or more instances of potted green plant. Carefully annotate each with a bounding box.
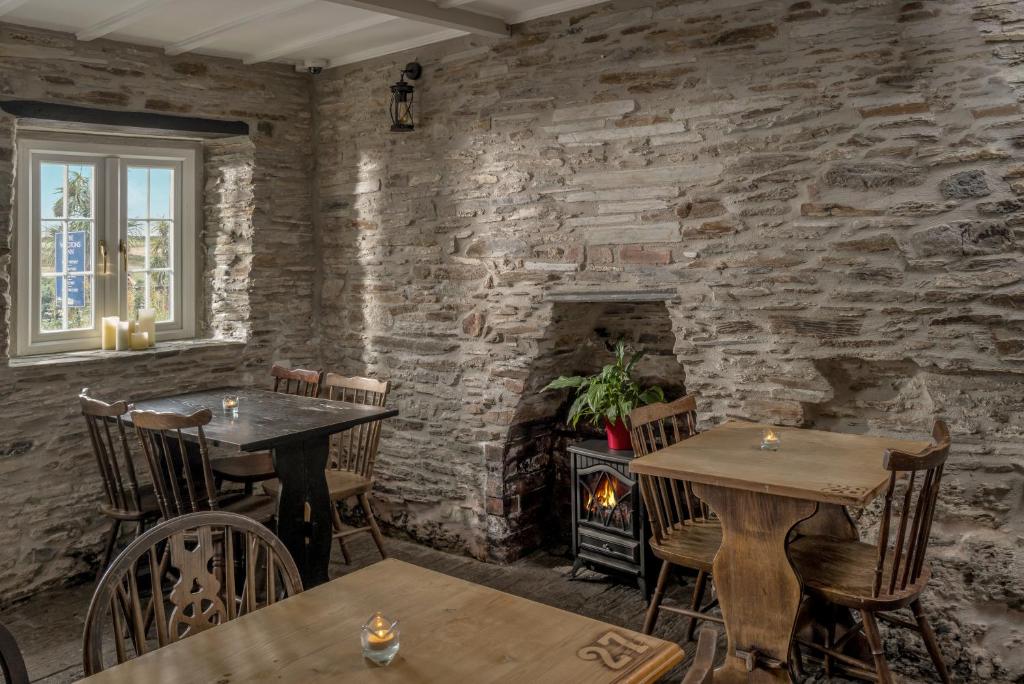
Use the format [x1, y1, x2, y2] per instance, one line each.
[543, 340, 665, 450]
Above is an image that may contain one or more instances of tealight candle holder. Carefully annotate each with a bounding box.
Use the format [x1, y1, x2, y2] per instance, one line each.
[221, 395, 239, 417]
[761, 428, 780, 451]
[361, 611, 400, 666]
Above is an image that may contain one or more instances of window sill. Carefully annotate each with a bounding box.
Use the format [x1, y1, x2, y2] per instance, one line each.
[8, 338, 246, 368]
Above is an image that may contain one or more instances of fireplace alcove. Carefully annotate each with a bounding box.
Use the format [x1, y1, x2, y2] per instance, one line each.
[487, 290, 687, 567]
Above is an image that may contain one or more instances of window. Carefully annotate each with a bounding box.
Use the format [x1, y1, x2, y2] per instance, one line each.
[15, 134, 198, 355]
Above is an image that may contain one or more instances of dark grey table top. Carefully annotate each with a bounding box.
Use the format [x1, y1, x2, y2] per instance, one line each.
[126, 387, 398, 451]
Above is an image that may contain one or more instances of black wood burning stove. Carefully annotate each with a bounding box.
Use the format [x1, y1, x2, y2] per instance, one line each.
[569, 439, 655, 597]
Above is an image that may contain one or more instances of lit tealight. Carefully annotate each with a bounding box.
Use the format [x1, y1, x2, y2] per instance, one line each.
[761, 428, 780, 451]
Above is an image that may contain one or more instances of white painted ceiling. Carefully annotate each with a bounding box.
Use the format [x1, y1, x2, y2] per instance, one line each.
[0, 0, 607, 69]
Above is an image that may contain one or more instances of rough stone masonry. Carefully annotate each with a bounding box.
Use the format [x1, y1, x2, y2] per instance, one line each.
[0, 0, 1021, 681]
[314, 0, 1024, 680]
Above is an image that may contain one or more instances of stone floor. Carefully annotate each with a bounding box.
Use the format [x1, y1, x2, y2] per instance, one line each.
[0, 530, 871, 683]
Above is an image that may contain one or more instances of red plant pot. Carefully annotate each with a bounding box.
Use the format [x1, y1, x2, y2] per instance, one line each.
[604, 418, 632, 451]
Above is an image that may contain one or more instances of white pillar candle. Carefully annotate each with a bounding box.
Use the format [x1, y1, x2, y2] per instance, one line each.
[101, 316, 119, 350]
[137, 308, 157, 347]
[130, 332, 149, 351]
[115, 321, 131, 351]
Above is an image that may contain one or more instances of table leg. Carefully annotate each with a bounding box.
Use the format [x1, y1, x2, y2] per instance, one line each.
[692, 483, 817, 684]
[271, 437, 332, 588]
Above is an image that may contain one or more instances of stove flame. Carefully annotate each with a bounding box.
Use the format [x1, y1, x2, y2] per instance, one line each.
[586, 477, 619, 511]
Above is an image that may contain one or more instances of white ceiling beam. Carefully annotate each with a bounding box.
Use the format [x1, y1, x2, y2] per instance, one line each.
[243, 14, 394, 64]
[508, 0, 607, 25]
[319, 0, 508, 37]
[434, 0, 477, 8]
[328, 27, 465, 67]
[165, 0, 317, 56]
[76, 0, 173, 41]
[0, 0, 35, 17]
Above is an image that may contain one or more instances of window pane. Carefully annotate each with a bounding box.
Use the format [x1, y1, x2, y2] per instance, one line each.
[127, 166, 148, 219]
[40, 162, 64, 219]
[151, 271, 172, 322]
[149, 220, 170, 268]
[66, 220, 92, 272]
[149, 168, 173, 219]
[40, 221, 61, 273]
[127, 271, 146, 321]
[40, 276, 62, 331]
[67, 164, 94, 218]
[127, 220, 146, 270]
[66, 277, 92, 330]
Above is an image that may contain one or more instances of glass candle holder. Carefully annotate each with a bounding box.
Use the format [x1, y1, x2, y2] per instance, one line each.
[361, 612, 400, 665]
[761, 428, 780, 451]
[221, 395, 239, 417]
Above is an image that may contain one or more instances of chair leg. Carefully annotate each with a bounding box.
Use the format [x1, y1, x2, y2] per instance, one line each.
[358, 492, 387, 560]
[823, 613, 836, 677]
[911, 600, 951, 684]
[861, 610, 893, 684]
[97, 519, 121, 581]
[244, 482, 253, 497]
[330, 502, 352, 565]
[685, 570, 709, 643]
[642, 560, 672, 635]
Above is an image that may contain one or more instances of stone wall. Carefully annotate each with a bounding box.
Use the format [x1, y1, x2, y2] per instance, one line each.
[314, 0, 1023, 679]
[0, 24, 315, 601]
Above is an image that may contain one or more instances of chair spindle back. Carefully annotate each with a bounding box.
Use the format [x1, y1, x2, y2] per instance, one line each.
[629, 395, 699, 457]
[630, 395, 710, 537]
[83, 511, 302, 675]
[132, 409, 217, 519]
[271, 364, 323, 398]
[80, 389, 145, 516]
[873, 420, 951, 599]
[323, 374, 390, 479]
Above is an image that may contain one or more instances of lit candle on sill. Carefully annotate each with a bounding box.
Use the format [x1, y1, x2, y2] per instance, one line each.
[130, 332, 149, 351]
[101, 316, 119, 350]
[361, 611, 399, 665]
[761, 428, 780, 451]
[138, 308, 157, 347]
[115, 321, 131, 351]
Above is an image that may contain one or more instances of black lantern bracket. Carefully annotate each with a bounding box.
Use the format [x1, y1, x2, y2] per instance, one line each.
[389, 61, 422, 133]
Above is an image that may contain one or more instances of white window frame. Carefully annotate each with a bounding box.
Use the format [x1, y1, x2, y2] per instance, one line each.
[15, 132, 199, 356]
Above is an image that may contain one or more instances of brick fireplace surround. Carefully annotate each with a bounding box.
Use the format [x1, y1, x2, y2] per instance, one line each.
[0, 0, 1022, 680]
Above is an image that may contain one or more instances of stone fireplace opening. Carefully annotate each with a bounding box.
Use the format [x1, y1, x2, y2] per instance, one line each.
[487, 292, 686, 564]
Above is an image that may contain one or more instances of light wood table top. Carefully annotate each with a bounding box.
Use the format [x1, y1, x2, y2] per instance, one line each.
[79, 558, 684, 684]
[629, 421, 931, 506]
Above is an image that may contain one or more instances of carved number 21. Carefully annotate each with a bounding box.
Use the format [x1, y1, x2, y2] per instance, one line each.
[577, 631, 651, 671]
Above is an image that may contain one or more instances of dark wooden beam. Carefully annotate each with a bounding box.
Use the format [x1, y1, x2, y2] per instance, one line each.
[0, 101, 249, 138]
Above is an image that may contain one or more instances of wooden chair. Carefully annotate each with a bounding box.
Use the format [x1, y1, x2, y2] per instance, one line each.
[132, 408, 275, 523]
[82, 511, 302, 675]
[791, 420, 952, 683]
[265, 374, 390, 562]
[682, 628, 717, 684]
[211, 365, 324, 495]
[630, 395, 723, 641]
[0, 622, 28, 684]
[80, 389, 162, 579]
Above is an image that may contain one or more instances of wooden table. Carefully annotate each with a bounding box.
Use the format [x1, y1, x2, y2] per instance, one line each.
[629, 421, 929, 684]
[127, 387, 398, 588]
[79, 558, 684, 683]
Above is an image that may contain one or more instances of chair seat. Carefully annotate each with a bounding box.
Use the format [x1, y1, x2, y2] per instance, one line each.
[263, 470, 372, 501]
[649, 520, 722, 573]
[790, 534, 931, 610]
[219, 493, 276, 523]
[211, 451, 276, 483]
[99, 483, 162, 521]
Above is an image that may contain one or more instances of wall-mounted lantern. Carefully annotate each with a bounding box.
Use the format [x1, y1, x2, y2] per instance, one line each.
[389, 62, 422, 132]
